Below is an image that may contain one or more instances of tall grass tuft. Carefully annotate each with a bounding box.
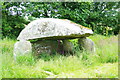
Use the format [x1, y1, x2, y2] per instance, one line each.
[1, 35, 118, 78]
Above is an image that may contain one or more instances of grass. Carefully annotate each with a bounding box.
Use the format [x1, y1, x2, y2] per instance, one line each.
[1, 34, 118, 78]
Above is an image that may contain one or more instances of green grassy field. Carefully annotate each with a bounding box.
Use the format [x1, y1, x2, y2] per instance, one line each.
[1, 34, 118, 78]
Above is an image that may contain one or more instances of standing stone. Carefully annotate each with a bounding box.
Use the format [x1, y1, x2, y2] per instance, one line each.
[13, 40, 32, 60]
[78, 37, 95, 53]
[62, 39, 74, 54]
[32, 40, 59, 56]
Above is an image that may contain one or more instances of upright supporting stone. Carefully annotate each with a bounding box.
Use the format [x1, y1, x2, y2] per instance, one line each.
[32, 40, 59, 56]
[62, 39, 74, 54]
[78, 37, 95, 53]
[13, 40, 32, 60]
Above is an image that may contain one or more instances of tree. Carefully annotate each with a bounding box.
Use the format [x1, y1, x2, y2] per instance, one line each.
[2, 2, 29, 38]
[2, 2, 119, 38]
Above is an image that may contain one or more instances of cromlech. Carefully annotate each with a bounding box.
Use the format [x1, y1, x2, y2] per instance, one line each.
[14, 18, 95, 59]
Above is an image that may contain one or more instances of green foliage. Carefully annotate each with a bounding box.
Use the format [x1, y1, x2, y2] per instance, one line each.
[2, 2, 119, 38]
[2, 2, 29, 38]
[1, 35, 118, 78]
[16, 54, 36, 65]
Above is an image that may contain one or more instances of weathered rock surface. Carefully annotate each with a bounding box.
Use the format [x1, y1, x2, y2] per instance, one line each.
[14, 18, 95, 58]
[78, 37, 95, 53]
[32, 40, 59, 56]
[13, 40, 32, 57]
[62, 39, 74, 54]
[17, 18, 93, 41]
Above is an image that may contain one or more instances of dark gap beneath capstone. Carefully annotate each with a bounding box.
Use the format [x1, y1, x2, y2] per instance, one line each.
[29, 33, 91, 43]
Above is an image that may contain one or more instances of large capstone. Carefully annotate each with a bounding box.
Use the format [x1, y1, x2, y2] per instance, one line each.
[17, 18, 93, 41]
